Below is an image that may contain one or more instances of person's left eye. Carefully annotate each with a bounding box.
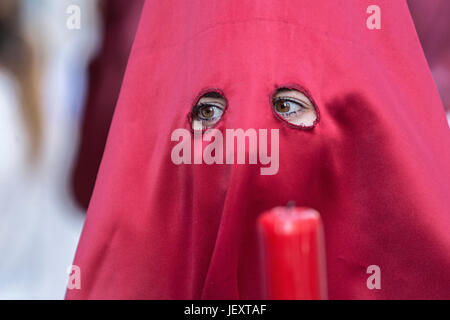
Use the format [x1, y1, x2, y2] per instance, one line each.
[272, 89, 318, 127]
[273, 98, 306, 118]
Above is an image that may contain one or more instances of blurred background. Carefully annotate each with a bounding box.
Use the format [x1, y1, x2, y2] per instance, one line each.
[0, 0, 143, 299]
[0, 0, 447, 299]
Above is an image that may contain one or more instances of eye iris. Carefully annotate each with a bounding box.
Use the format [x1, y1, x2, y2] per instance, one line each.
[275, 101, 291, 113]
[200, 106, 214, 119]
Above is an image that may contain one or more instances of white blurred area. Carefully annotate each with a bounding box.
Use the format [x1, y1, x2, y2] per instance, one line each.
[0, 0, 101, 299]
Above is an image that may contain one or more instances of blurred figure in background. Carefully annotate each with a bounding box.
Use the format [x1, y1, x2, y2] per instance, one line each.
[72, 0, 144, 209]
[0, 0, 100, 299]
[408, 0, 450, 125]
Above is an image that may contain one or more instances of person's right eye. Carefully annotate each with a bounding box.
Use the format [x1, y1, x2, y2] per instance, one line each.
[191, 91, 226, 130]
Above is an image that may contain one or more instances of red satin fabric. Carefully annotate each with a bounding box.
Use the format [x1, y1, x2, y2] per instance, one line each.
[67, 0, 450, 299]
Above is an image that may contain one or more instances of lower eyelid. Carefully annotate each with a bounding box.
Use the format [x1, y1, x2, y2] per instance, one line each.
[281, 110, 302, 117]
[200, 115, 220, 121]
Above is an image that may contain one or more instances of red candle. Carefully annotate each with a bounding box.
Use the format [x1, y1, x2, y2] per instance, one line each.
[258, 206, 327, 300]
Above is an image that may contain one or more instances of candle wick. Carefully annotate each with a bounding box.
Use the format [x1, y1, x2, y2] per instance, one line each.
[286, 201, 296, 209]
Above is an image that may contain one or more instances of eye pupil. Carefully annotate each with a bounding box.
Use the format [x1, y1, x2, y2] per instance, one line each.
[276, 101, 291, 113]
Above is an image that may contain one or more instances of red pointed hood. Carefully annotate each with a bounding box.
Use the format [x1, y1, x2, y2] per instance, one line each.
[67, 0, 450, 299]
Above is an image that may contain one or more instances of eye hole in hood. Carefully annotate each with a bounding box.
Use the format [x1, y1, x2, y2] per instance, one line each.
[271, 86, 320, 129]
[191, 90, 227, 131]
